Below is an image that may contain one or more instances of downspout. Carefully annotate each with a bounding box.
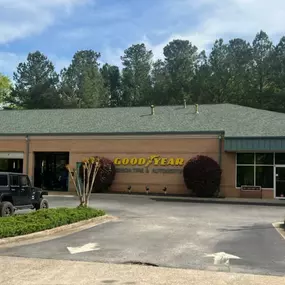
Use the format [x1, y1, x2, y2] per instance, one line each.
[218, 133, 223, 167]
[25, 135, 30, 176]
[218, 133, 223, 196]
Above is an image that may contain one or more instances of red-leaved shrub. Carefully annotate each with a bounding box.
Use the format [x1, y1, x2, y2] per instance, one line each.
[79, 157, 116, 193]
[183, 155, 222, 197]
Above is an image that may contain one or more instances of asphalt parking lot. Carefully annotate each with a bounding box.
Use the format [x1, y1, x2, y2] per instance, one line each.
[0, 194, 284, 276]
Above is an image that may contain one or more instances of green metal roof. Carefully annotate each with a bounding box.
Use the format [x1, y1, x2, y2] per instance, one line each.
[224, 137, 285, 151]
[0, 104, 284, 137]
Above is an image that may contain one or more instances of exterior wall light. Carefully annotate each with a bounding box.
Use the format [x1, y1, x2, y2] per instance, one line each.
[163, 187, 167, 195]
[146, 186, 149, 195]
[127, 185, 132, 194]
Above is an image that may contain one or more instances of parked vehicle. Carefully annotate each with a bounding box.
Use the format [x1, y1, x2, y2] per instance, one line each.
[0, 172, 49, 217]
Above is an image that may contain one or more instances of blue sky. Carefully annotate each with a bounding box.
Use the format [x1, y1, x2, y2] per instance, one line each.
[1, 0, 285, 78]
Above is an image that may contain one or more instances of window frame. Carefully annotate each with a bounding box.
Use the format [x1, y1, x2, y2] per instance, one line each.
[235, 153, 275, 189]
[10, 175, 20, 187]
[0, 174, 8, 187]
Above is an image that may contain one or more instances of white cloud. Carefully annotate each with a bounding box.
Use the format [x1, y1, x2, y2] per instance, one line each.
[147, 0, 285, 59]
[0, 0, 90, 44]
[0, 52, 24, 78]
[100, 47, 124, 68]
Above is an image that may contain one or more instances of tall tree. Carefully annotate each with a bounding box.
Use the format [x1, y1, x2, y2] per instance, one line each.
[100, 63, 122, 107]
[251, 31, 274, 107]
[121, 43, 153, 106]
[226, 38, 253, 105]
[60, 50, 108, 108]
[207, 39, 231, 103]
[0, 74, 12, 106]
[151, 59, 169, 105]
[191, 50, 212, 104]
[163, 39, 198, 104]
[7, 51, 61, 109]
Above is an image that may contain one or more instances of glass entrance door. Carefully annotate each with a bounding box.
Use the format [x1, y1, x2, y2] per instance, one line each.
[275, 166, 285, 199]
[34, 152, 69, 191]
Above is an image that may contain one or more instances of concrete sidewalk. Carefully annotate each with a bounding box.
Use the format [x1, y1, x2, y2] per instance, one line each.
[0, 256, 284, 285]
[47, 192, 285, 207]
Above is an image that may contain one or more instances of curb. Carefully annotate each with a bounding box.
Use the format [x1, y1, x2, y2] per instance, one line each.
[150, 197, 285, 207]
[47, 195, 76, 198]
[0, 215, 117, 247]
[272, 222, 285, 240]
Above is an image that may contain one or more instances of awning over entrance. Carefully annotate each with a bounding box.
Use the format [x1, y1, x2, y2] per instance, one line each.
[224, 137, 285, 152]
[0, 152, 24, 159]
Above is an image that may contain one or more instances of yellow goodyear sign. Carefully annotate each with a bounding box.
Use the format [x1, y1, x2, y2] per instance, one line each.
[114, 155, 184, 167]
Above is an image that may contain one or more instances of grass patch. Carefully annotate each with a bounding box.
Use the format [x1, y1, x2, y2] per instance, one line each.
[0, 207, 105, 238]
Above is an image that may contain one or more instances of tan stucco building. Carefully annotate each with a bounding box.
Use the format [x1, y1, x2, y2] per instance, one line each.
[1, 104, 285, 199]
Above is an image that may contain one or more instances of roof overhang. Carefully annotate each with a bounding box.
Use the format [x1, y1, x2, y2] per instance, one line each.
[225, 137, 285, 151]
[0, 131, 225, 137]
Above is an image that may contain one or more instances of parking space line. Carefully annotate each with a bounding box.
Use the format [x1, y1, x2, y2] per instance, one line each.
[272, 222, 285, 240]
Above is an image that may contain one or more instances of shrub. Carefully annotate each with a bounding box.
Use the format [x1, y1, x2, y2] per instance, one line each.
[183, 155, 222, 198]
[0, 207, 105, 238]
[79, 157, 116, 193]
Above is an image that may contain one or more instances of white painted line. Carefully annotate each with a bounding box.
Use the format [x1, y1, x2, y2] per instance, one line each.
[67, 243, 100, 254]
[272, 222, 285, 240]
[205, 252, 241, 265]
[47, 195, 76, 198]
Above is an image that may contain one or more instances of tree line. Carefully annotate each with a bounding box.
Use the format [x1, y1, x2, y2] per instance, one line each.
[1, 30, 285, 112]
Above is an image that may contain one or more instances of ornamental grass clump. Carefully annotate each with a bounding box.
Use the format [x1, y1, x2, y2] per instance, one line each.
[66, 157, 101, 207]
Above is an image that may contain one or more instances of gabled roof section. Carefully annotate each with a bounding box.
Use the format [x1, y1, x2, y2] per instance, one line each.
[0, 104, 284, 137]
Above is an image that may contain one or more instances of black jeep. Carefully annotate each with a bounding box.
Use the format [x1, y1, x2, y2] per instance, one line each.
[0, 172, 49, 217]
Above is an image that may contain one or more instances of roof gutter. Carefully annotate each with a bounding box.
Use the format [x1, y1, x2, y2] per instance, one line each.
[0, 131, 226, 137]
[25, 135, 30, 176]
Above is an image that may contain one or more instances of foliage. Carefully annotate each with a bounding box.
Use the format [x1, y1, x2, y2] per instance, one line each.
[100, 63, 122, 107]
[183, 155, 222, 198]
[0, 207, 105, 238]
[5, 51, 62, 109]
[60, 50, 108, 108]
[66, 157, 101, 207]
[3, 30, 285, 112]
[121, 43, 153, 106]
[79, 157, 116, 193]
[0, 74, 12, 105]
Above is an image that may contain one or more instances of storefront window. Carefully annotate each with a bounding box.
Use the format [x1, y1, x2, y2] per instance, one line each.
[275, 153, 285, 164]
[237, 166, 254, 187]
[256, 153, 273, 165]
[255, 166, 274, 188]
[236, 153, 254, 164]
[236, 153, 274, 188]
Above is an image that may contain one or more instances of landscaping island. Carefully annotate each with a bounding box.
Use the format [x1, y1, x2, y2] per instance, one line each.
[0, 207, 105, 238]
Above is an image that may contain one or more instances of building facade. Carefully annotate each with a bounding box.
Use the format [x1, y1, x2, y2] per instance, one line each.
[1, 104, 285, 199]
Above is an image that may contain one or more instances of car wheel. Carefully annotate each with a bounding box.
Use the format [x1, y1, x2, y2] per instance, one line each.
[0, 202, 15, 217]
[35, 198, 49, 210]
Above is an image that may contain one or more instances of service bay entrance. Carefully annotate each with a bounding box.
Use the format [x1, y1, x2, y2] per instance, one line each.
[34, 152, 69, 191]
[275, 166, 285, 199]
[0, 152, 24, 173]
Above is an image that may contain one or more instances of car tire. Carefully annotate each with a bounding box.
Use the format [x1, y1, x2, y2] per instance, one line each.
[0, 201, 15, 217]
[35, 198, 49, 210]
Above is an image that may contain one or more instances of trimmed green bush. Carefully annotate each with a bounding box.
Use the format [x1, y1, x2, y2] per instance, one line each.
[0, 207, 105, 238]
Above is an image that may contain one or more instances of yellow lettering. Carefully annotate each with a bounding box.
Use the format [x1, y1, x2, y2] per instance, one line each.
[138, 158, 146, 166]
[130, 158, 138, 165]
[153, 157, 161, 165]
[167, 158, 175, 166]
[175, 158, 184, 166]
[122, 158, 129, 165]
[160, 158, 167, 166]
[114, 158, 121, 165]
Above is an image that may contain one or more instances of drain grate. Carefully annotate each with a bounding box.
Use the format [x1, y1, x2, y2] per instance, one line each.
[123, 261, 159, 267]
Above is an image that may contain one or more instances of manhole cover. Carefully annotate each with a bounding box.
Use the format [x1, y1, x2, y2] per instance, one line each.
[123, 261, 158, 267]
